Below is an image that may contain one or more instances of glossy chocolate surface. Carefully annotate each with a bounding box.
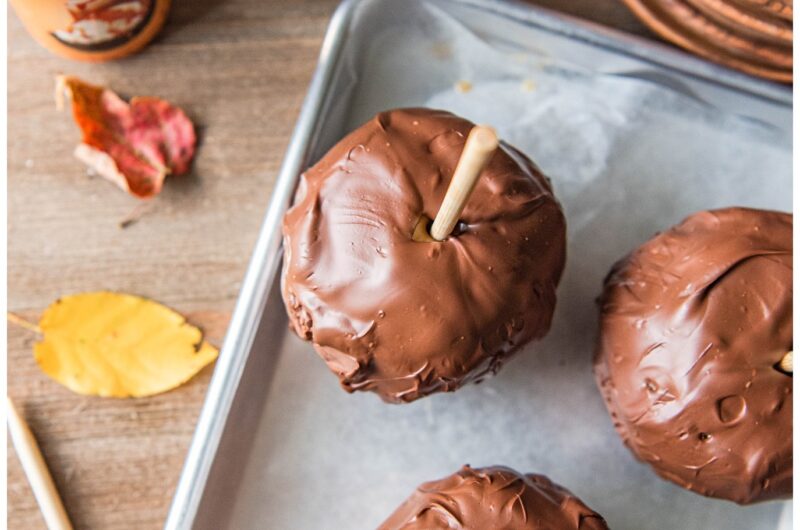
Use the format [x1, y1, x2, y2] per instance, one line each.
[595, 207, 793, 503]
[379, 465, 609, 530]
[281, 108, 566, 402]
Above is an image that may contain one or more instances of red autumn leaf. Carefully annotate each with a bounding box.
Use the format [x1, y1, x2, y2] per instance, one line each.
[57, 76, 196, 199]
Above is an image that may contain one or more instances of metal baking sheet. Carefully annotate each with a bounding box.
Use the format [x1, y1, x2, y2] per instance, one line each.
[166, 0, 793, 528]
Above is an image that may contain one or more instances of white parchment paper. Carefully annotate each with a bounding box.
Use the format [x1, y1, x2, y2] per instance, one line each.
[215, 1, 792, 528]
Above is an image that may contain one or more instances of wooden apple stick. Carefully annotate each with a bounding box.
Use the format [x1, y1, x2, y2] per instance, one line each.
[779, 350, 792, 373]
[7, 397, 73, 530]
[430, 125, 499, 241]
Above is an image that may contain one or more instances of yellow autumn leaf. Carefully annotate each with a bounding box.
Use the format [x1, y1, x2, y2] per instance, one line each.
[33, 292, 218, 398]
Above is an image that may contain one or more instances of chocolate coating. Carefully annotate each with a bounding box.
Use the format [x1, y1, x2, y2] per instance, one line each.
[281, 108, 566, 403]
[594, 207, 792, 504]
[378, 465, 609, 530]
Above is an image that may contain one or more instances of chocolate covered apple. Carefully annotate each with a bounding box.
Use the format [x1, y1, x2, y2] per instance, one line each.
[594, 207, 792, 504]
[379, 465, 609, 530]
[281, 108, 566, 403]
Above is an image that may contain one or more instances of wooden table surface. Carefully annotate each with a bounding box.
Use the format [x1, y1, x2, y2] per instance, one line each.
[8, 1, 648, 528]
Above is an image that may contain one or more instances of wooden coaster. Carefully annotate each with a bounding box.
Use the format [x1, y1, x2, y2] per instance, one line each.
[622, 0, 792, 81]
[730, 0, 793, 22]
[686, 0, 792, 45]
[659, 0, 791, 67]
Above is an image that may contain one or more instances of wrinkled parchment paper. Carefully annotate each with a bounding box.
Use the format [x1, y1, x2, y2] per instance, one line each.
[210, 1, 792, 529]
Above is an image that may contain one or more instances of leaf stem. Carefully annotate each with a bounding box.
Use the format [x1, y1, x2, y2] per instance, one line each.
[7, 313, 42, 335]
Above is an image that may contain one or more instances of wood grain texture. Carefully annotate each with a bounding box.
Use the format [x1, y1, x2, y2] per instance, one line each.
[7, 1, 646, 528]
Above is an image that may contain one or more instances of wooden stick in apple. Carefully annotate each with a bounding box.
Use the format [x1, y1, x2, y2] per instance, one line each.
[780, 350, 792, 373]
[430, 125, 499, 241]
